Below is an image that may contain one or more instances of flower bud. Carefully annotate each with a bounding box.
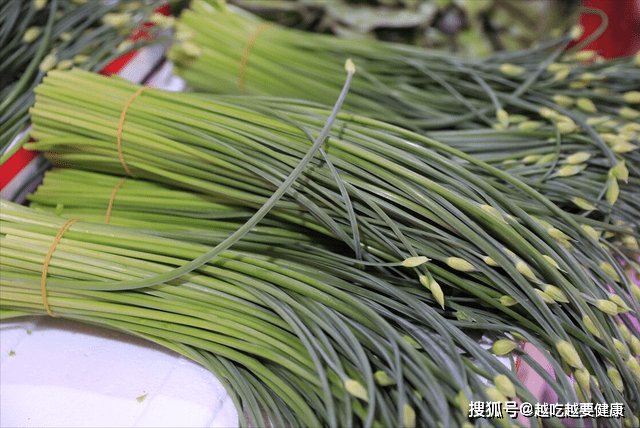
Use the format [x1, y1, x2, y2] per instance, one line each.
[557, 118, 578, 134]
[607, 366, 624, 392]
[610, 160, 629, 182]
[630, 336, 640, 356]
[344, 379, 368, 401]
[554, 68, 571, 81]
[480, 204, 506, 223]
[403, 404, 416, 428]
[595, 299, 618, 316]
[494, 374, 516, 397]
[499, 295, 518, 307]
[556, 340, 584, 369]
[484, 256, 499, 267]
[456, 390, 470, 416]
[614, 339, 630, 359]
[582, 315, 601, 338]
[623, 91, 640, 104]
[22, 26, 41, 43]
[543, 285, 569, 303]
[522, 154, 541, 164]
[430, 278, 445, 309]
[572, 197, 596, 211]
[606, 177, 619, 205]
[620, 106, 640, 119]
[557, 164, 586, 177]
[580, 224, 600, 241]
[552, 94, 574, 107]
[500, 63, 526, 77]
[516, 260, 538, 282]
[537, 288, 556, 304]
[496, 109, 510, 127]
[491, 339, 519, 355]
[535, 153, 556, 165]
[39, 53, 56, 73]
[599, 261, 621, 282]
[402, 256, 429, 267]
[612, 141, 639, 154]
[447, 257, 475, 272]
[34, 0, 46, 10]
[102, 12, 131, 28]
[574, 368, 591, 392]
[576, 97, 597, 113]
[565, 151, 591, 164]
[547, 62, 569, 72]
[402, 335, 421, 349]
[518, 120, 543, 132]
[609, 294, 631, 313]
[374, 370, 396, 386]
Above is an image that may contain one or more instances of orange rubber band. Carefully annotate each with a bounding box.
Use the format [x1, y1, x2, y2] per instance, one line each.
[105, 177, 127, 224]
[41, 218, 79, 317]
[117, 87, 145, 176]
[238, 23, 272, 95]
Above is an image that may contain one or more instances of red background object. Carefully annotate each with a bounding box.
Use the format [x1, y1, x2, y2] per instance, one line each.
[571, 0, 640, 58]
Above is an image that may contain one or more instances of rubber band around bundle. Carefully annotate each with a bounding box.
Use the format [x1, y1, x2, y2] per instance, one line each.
[238, 22, 273, 95]
[105, 177, 127, 224]
[117, 87, 146, 176]
[41, 218, 79, 317]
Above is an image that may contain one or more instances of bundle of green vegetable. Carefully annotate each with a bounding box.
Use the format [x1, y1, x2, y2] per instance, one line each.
[166, 0, 640, 236]
[0, 0, 166, 164]
[24, 67, 640, 425]
[17, 168, 640, 427]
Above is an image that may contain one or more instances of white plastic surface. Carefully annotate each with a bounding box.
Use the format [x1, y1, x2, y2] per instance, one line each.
[0, 316, 238, 428]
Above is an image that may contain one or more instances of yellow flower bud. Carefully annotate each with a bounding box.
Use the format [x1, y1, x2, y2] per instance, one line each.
[569, 80, 589, 89]
[576, 97, 597, 113]
[552, 94, 575, 107]
[612, 141, 639, 154]
[614, 339, 630, 359]
[595, 299, 619, 316]
[22, 26, 41, 43]
[547, 62, 569, 72]
[572, 49, 594, 61]
[620, 106, 640, 119]
[582, 315, 601, 338]
[74, 54, 89, 65]
[556, 340, 584, 369]
[600, 133, 624, 146]
[580, 224, 600, 240]
[494, 374, 516, 398]
[535, 153, 557, 165]
[485, 386, 507, 404]
[607, 367, 624, 392]
[344, 379, 368, 401]
[623, 91, 640, 104]
[403, 404, 416, 428]
[500, 63, 526, 77]
[574, 368, 591, 392]
[586, 116, 609, 125]
[484, 256, 499, 267]
[557, 164, 586, 177]
[522, 154, 541, 164]
[496, 109, 510, 127]
[34, 0, 47, 10]
[499, 295, 518, 306]
[59, 31, 72, 42]
[516, 260, 538, 282]
[456, 390, 470, 416]
[547, 228, 572, 242]
[402, 256, 429, 267]
[430, 279, 445, 309]
[56, 59, 73, 70]
[542, 255, 562, 270]
[557, 118, 578, 134]
[402, 335, 422, 349]
[543, 285, 569, 303]
[599, 261, 621, 282]
[518, 121, 543, 132]
[573, 197, 596, 211]
[374, 370, 396, 386]
[609, 294, 631, 313]
[539, 107, 560, 119]
[606, 177, 619, 205]
[610, 160, 629, 182]
[630, 336, 640, 356]
[480, 204, 506, 223]
[39, 53, 56, 73]
[536, 288, 556, 304]
[633, 284, 640, 302]
[565, 151, 591, 164]
[491, 339, 519, 355]
[102, 12, 131, 28]
[447, 257, 475, 272]
[618, 322, 632, 342]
